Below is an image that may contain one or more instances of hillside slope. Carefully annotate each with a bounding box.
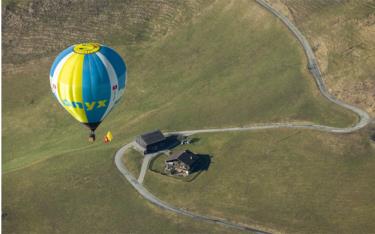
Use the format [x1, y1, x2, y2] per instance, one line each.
[268, 0, 375, 116]
[2, 0, 358, 172]
[2, 0, 207, 65]
[1, 0, 367, 233]
[145, 128, 375, 233]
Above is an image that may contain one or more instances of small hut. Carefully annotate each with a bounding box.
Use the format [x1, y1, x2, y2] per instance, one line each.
[135, 130, 166, 154]
[165, 150, 199, 176]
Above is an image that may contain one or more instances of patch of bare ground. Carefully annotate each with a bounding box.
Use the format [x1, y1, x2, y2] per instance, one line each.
[266, 0, 294, 20]
[327, 77, 375, 116]
[265, 0, 375, 117]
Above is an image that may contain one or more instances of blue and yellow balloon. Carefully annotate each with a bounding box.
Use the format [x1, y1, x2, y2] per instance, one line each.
[50, 43, 126, 141]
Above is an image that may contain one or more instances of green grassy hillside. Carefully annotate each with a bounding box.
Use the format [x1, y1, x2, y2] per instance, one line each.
[3, 146, 242, 234]
[3, 0, 357, 172]
[123, 148, 143, 177]
[2, 0, 366, 233]
[144, 129, 375, 234]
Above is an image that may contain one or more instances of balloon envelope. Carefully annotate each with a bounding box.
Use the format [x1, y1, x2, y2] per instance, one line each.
[50, 43, 126, 131]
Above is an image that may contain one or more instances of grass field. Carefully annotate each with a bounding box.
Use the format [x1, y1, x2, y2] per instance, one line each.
[1, 0, 368, 233]
[149, 154, 167, 174]
[122, 148, 143, 178]
[2, 0, 357, 171]
[2, 145, 242, 234]
[144, 129, 375, 234]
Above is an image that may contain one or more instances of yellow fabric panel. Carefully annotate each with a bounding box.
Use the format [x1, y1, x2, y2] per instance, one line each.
[57, 53, 88, 123]
[106, 131, 113, 141]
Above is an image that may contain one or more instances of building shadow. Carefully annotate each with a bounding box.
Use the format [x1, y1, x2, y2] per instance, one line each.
[164, 134, 181, 150]
[189, 137, 200, 144]
[145, 134, 181, 154]
[146, 135, 202, 154]
[370, 133, 375, 142]
[190, 154, 211, 173]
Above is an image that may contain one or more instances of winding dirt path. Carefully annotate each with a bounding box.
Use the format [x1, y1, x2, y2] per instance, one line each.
[114, 0, 371, 233]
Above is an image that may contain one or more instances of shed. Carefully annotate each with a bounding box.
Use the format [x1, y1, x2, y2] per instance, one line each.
[135, 130, 166, 153]
[165, 150, 200, 176]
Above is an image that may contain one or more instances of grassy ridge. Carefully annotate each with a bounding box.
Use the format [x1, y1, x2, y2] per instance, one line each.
[144, 129, 375, 233]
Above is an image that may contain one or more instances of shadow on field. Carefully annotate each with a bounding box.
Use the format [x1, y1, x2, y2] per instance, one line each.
[191, 154, 211, 173]
[146, 135, 181, 154]
[370, 133, 375, 142]
[164, 135, 181, 150]
[189, 138, 200, 144]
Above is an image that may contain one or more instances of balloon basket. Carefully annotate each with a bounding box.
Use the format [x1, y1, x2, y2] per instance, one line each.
[89, 132, 96, 142]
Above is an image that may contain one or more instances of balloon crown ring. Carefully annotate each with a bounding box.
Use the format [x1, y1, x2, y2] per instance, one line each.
[74, 43, 101, 54]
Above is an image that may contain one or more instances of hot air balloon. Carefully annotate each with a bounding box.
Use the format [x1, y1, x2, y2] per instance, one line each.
[50, 43, 126, 141]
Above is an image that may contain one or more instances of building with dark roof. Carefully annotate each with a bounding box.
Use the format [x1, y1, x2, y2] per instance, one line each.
[165, 150, 200, 176]
[135, 130, 166, 154]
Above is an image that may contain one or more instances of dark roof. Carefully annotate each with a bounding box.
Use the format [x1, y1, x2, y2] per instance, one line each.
[137, 130, 166, 146]
[166, 150, 199, 166]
